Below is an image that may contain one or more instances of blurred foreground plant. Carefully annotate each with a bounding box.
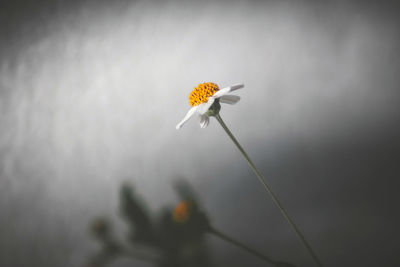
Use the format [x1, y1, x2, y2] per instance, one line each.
[85, 180, 297, 267]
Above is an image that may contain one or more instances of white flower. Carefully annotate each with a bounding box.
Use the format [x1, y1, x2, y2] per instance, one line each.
[176, 83, 244, 129]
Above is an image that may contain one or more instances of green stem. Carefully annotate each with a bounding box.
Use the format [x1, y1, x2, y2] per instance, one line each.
[208, 227, 296, 267]
[214, 113, 323, 267]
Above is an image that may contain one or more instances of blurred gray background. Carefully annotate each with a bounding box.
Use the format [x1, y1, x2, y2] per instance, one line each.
[0, 0, 399, 266]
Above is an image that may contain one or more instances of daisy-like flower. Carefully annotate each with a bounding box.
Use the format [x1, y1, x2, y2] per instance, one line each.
[174, 81, 323, 267]
[176, 82, 244, 129]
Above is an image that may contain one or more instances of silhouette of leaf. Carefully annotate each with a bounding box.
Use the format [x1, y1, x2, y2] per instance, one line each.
[119, 183, 154, 245]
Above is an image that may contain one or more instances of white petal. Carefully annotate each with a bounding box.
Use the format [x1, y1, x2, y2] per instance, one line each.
[176, 106, 199, 129]
[229, 83, 245, 92]
[213, 87, 230, 98]
[198, 97, 215, 115]
[213, 83, 244, 98]
[219, 95, 241, 105]
[199, 114, 210, 128]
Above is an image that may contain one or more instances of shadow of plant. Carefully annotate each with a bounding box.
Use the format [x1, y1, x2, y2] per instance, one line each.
[85, 179, 296, 267]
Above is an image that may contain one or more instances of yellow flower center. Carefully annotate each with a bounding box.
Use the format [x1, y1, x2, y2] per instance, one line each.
[188, 82, 219, 107]
[172, 200, 193, 223]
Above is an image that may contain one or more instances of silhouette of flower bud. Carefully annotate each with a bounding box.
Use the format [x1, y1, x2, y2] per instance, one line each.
[172, 200, 193, 224]
[90, 217, 110, 241]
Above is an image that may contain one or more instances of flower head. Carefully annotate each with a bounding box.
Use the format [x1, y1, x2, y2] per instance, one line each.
[172, 200, 193, 223]
[176, 82, 244, 129]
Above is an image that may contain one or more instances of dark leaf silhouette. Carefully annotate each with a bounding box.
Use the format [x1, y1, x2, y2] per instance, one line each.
[119, 183, 155, 245]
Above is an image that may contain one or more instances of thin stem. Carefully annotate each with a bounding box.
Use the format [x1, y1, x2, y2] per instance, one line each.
[214, 113, 323, 267]
[208, 227, 278, 266]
